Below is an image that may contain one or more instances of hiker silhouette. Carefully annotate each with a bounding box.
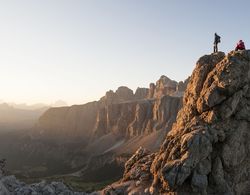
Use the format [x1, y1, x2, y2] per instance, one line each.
[214, 33, 221, 53]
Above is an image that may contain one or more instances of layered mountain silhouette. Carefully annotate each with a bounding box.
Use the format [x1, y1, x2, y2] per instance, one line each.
[0, 103, 46, 131]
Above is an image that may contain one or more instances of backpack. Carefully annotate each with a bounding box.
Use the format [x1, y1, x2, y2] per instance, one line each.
[217, 36, 221, 43]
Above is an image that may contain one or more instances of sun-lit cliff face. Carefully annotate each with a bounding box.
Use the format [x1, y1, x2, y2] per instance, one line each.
[34, 77, 187, 145]
[102, 50, 250, 195]
[33, 75, 187, 150]
[93, 96, 181, 139]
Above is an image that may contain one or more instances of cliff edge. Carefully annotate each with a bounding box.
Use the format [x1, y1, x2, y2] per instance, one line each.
[102, 50, 250, 194]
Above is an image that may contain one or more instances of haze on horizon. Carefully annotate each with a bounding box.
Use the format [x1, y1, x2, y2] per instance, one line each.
[0, 0, 250, 105]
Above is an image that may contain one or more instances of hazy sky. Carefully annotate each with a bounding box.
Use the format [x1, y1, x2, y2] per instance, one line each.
[0, 0, 250, 105]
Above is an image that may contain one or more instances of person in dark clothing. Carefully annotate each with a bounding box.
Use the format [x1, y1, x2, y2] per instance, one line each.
[214, 33, 221, 53]
[235, 40, 246, 51]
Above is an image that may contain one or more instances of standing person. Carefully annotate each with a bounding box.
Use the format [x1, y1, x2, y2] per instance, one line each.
[235, 40, 246, 51]
[214, 33, 221, 53]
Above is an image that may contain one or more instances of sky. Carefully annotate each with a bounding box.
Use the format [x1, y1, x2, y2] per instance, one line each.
[0, 0, 250, 105]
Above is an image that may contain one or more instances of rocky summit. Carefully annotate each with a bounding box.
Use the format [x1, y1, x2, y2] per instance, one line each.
[0, 161, 97, 195]
[102, 50, 250, 194]
[0, 176, 86, 195]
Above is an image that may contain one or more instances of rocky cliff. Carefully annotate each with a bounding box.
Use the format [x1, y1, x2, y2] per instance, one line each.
[34, 75, 186, 146]
[34, 102, 100, 143]
[93, 96, 181, 140]
[102, 50, 250, 194]
[0, 175, 88, 195]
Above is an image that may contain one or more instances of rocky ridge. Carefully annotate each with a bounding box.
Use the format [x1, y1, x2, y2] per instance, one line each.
[0, 175, 87, 195]
[0, 160, 99, 195]
[35, 76, 186, 144]
[102, 50, 250, 194]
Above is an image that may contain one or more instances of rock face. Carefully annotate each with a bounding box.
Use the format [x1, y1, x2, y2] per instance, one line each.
[80, 95, 182, 179]
[102, 50, 250, 194]
[93, 96, 182, 139]
[134, 87, 149, 100]
[35, 102, 100, 143]
[155, 75, 178, 97]
[34, 75, 187, 144]
[0, 159, 88, 195]
[123, 147, 155, 182]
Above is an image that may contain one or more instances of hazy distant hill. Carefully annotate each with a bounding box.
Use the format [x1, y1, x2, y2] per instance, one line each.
[0, 100, 68, 131]
[0, 103, 48, 131]
[9, 100, 68, 110]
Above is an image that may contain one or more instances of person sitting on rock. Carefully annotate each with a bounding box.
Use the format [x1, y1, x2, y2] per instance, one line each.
[235, 40, 246, 51]
[214, 33, 221, 53]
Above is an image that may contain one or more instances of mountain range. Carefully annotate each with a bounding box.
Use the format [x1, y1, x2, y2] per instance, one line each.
[0, 75, 188, 185]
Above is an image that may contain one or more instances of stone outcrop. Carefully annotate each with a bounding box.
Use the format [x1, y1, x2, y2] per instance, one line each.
[123, 147, 155, 182]
[177, 78, 190, 92]
[0, 159, 103, 195]
[102, 50, 250, 195]
[0, 174, 89, 195]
